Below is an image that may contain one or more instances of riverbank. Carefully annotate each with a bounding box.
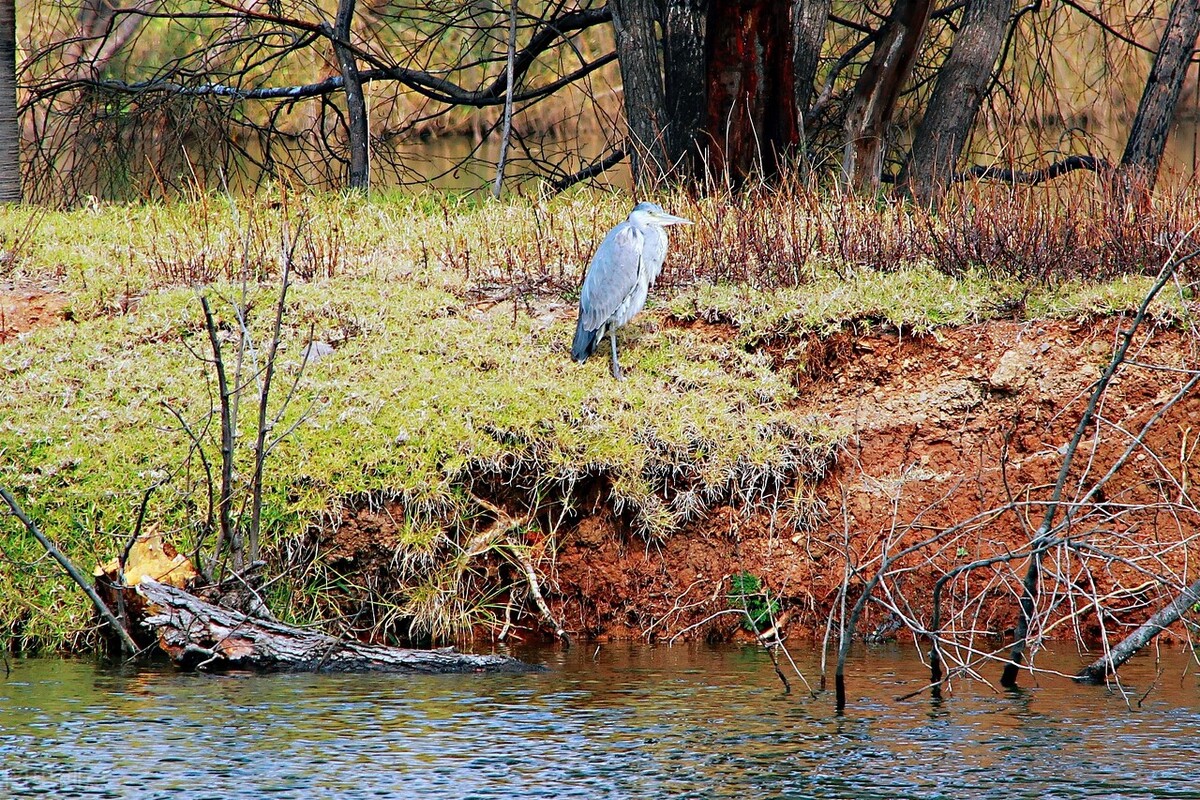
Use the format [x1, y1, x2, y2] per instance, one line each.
[1, 188, 1197, 654]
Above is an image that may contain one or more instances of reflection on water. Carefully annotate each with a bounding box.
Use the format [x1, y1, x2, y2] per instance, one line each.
[238, 121, 1197, 198]
[385, 135, 632, 194]
[1, 644, 1198, 798]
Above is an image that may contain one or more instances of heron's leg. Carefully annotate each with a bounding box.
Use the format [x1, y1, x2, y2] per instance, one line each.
[609, 326, 624, 381]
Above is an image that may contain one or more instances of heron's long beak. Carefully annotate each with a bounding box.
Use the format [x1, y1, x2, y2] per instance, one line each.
[657, 213, 693, 226]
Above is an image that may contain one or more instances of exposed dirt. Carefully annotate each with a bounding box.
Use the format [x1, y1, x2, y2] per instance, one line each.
[330, 313, 1200, 646]
[0, 288, 69, 342]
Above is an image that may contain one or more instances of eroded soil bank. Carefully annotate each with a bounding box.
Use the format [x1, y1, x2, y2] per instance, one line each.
[329, 312, 1200, 645]
[5, 281, 1197, 650]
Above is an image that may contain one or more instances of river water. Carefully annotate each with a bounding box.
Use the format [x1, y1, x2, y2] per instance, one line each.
[1, 644, 1197, 799]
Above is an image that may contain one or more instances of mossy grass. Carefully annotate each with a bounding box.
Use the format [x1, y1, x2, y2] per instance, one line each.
[0, 187, 1193, 650]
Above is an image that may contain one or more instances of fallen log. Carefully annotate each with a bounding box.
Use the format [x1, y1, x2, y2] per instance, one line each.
[137, 579, 541, 674]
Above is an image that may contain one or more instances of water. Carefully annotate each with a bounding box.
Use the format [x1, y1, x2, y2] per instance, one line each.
[2, 644, 1198, 799]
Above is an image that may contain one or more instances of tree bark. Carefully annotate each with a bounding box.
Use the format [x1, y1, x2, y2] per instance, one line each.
[663, 0, 709, 177]
[492, 0, 519, 198]
[611, 0, 669, 187]
[897, 0, 1011, 204]
[703, 0, 799, 185]
[0, 0, 19, 203]
[1075, 577, 1200, 684]
[1119, 0, 1200, 192]
[792, 0, 833, 138]
[841, 0, 933, 193]
[333, 0, 370, 191]
[137, 579, 540, 673]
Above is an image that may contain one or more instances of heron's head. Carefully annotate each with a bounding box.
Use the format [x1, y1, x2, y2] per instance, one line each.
[629, 202, 693, 228]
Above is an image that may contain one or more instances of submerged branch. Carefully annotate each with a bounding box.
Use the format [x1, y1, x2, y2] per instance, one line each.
[1075, 576, 1200, 684]
[1000, 244, 1200, 688]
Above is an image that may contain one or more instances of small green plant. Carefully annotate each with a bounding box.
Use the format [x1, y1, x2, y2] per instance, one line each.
[727, 572, 780, 633]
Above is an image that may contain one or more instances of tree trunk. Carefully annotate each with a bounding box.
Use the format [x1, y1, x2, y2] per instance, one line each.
[138, 579, 541, 673]
[611, 0, 669, 187]
[703, 0, 799, 185]
[792, 0, 833, 138]
[66, 0, 154, 80]
[897, 0, 1010, 204]
[0, 0, 19, 203]
[333, 0, 369, 191]
[840, 0, 933, 193]
[1119, 0, 1200, 191]
[1075, 577, 1200, 684]
[663, 0, 709, 178]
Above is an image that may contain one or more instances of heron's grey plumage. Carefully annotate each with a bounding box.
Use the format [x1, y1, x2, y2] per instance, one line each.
[571, 202, 692, 379]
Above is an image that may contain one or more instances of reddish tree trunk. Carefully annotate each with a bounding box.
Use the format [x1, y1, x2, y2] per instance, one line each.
[703, 0, 799, 186]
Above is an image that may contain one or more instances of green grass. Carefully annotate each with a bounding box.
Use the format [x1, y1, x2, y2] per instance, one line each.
[0, 190, 1193, 650]
[666, 263, 1190, 344]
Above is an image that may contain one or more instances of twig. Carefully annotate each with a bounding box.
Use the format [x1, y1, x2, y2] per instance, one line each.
[762, 640, 792, 694]
[669, 609, 747, 643]
[114, 477, 167, 648]
[248, 213, 301, 563]
[498, 589, 517, 642]
[314, 604, 368, 671]
[199, 293, 237, 575]
[121, 479, 164, 571]
[0, 486, 139, 655]
[1136, 669, 1163, 708]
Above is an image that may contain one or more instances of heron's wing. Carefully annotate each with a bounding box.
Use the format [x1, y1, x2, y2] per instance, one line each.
[578, 223, 644, 332]
[643, 227, 668, 287]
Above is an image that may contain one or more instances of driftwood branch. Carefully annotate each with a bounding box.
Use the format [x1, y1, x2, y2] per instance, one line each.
[137, 579, 539, 673]
[512, 549, 570, 646]
[0, 486, 139, 654]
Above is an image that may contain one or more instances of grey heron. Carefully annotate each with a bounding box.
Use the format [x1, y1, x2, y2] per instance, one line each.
[571, 202, 693, 380]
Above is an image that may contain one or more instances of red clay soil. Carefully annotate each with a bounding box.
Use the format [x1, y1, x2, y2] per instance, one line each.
[333, 314, 1200, 646]
[551, 316, 1200, 643]
[0, 289, 68, 343]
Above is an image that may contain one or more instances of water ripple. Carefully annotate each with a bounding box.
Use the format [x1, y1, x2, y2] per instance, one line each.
[1, 645, 1198, 799]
